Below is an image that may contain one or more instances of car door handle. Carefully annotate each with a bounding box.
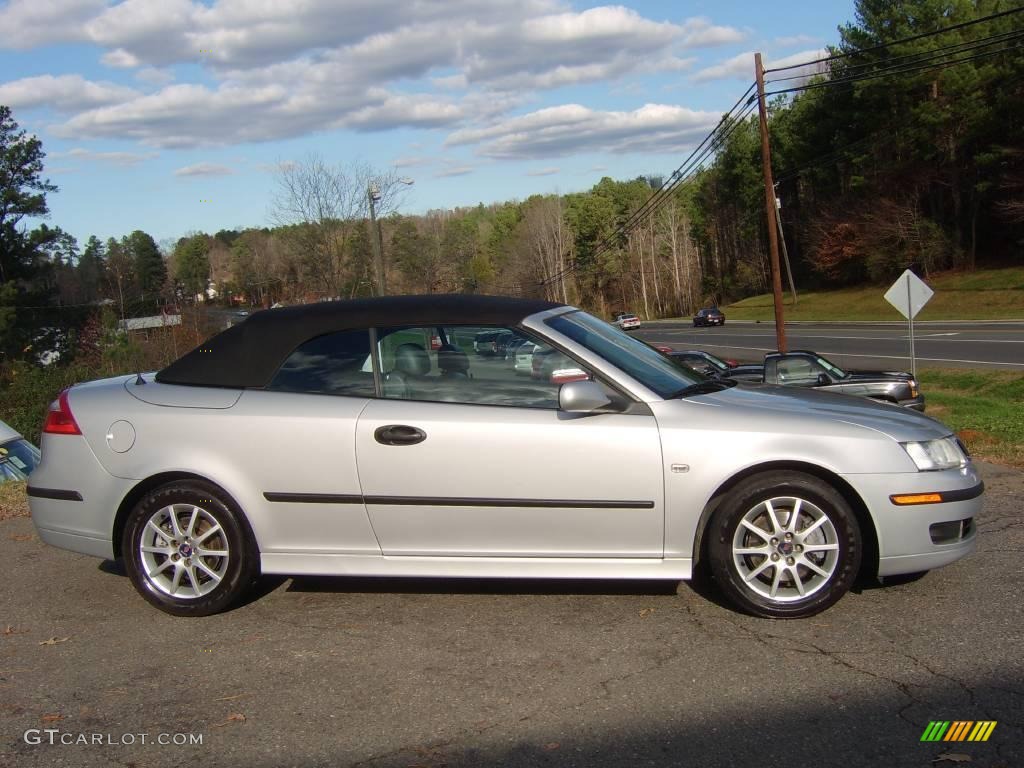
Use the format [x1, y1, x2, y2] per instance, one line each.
[374, 424, 427, 446]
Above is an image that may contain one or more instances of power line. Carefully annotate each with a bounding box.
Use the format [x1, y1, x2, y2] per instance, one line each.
[765, 26, 1024, 85]
[764, 36, 1024, 97]
[764, 5, 1024, 74]
[540, 84, 758, 288]
[542, 98, 759, 287]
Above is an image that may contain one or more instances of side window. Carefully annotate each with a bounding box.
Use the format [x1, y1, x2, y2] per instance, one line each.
[267, 329, 374, 397]
[776, 357, 818, 386]
[376, 325, 591, 409]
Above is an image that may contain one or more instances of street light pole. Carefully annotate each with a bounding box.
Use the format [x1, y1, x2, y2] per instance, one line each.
[368, 177, 414, 297]
[368, 183, 385, 296]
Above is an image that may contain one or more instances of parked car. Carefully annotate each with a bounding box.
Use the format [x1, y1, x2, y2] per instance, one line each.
[693, 308, 725, 327]
[612, 312, 641, 331]
[473, 330, 503, 356]
[667, 350, 738, 378]
[722, 351, 925, 410]
[29, 295, 980, 619]
[0, 421, 40, 483]
[514, 342, 538, 375]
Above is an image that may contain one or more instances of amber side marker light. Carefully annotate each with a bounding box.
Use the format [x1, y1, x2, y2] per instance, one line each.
[891, 493, 944, 505]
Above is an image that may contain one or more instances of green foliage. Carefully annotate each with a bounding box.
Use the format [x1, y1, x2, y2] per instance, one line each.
[0, 106, 61, 359]
[173, 236, 211, 299]
[125, 230, 166, 298]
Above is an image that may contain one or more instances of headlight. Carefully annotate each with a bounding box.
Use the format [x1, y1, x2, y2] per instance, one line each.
[901, 436, 966, 471]
[909, 379, 919, 398]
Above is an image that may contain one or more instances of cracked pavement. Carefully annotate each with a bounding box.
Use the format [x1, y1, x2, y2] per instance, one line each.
[1, 462, 1021, 768]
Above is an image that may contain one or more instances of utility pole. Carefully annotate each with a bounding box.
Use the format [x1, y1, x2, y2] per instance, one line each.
[368, 183, 385, 296]
[755, 52, 787, 352]
[774, 192, 797, 305]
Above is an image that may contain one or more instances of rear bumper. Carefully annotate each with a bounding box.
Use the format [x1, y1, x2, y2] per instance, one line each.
[843, 464, 982, 577]
[29, 434, 132, 561]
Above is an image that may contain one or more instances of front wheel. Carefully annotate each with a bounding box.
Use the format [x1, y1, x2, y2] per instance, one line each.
[707, 472, 861, 618]
[122, 481, 258, 616]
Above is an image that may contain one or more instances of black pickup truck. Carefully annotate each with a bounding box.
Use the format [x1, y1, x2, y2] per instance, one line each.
[723, 350, 925, 411]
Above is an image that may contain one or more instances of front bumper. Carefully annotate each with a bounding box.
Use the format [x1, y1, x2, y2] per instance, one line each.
[843, 464, 982, 577]
[899, 393, 927, 411]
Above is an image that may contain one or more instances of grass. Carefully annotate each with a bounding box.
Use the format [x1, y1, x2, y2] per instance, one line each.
[918, 369, 1024, 469]
[721, 266, 1024, 322]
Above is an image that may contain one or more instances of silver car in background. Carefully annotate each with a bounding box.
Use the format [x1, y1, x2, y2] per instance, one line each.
[29, 295, 981, 618]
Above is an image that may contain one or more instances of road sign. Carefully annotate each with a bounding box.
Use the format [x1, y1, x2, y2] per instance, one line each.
[884, 269, 933, 319]
[883, 269, 934, 377]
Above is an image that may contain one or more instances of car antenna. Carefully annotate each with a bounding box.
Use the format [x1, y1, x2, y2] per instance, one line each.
[134, 372, 146, 385]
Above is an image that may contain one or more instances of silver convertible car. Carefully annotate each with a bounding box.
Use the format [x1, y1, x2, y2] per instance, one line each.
[28, 295, 982, 618]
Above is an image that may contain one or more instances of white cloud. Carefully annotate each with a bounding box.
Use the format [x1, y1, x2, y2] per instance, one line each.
[691, 51, 754, 83]
[0, 75, 141, 112]
[446, 103, 720, 159]
[174, 162, 235, 177]
[678, 17, 746, 48]
[58, 147, 157, 166]
[692, 48, 828, 84]
[6, 2, 767, 151]
[775, 34, 821, 47]
[135, 67, 176, 86]
[393, 156, 434, 169]
[434, 166, 475, 178]
[51, 79, 465, 148]
[527, 167, 559, 176]
[0, 0, 104, 48]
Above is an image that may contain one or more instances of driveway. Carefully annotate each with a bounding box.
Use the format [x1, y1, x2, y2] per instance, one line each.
[2, 463, 1022, 768]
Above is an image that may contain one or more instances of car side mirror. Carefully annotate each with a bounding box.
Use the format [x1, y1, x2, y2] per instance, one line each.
[558, 380, 611, 413]
[816, 373, 831, 386]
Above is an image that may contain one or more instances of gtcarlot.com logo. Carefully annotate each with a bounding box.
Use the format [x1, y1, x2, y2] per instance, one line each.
[921, 721, 997, 742]
[24, 730, 204, 746]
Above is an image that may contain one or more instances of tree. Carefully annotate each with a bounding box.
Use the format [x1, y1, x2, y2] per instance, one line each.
[125, 230, 166, 300]
[173, 235, 211, 301]
[0, 105, 60, 357]
[77, 235, 106, 305]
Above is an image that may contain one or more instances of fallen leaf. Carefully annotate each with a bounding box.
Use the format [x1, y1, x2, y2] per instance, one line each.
[3, 625, 26, 636]
[9, 534, 33, 542]
[40, 714, 63, 723]
[638, 608, 655, 618]
[213, 713, 246, 728]
[933, 755, 972, 764]
[38, 637, 70, 646]
[543, 743, 560, 751]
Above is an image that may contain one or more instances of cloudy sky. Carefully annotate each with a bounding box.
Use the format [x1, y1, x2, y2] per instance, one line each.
[1, 0, 854, 246]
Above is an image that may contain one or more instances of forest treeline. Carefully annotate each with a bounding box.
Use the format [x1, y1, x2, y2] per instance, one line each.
[1, 0, 1022, 367]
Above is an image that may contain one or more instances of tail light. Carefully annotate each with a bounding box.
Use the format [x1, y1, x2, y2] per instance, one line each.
[43, 389, 81, 435]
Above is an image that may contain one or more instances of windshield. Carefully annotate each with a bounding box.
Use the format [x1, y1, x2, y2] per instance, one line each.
[0, 438, 40, 483]
[814, 355, 847, 378]
[545, 311, 702, 398]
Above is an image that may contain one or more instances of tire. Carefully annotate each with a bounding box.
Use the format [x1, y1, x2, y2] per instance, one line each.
[122, 481, 259, 616]
[707, 471, 861, 618]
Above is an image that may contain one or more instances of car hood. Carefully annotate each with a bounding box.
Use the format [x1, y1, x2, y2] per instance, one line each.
[681, 382, 949, 442]
[844, 368, 913, 382]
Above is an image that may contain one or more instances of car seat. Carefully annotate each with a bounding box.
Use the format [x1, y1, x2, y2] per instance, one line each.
[437, 344, 471, 379]
[383, 343, 430, 398]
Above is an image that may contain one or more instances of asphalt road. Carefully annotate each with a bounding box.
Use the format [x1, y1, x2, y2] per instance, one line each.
[637, 321, 1024, 371]
[2, 462, 1022, 768]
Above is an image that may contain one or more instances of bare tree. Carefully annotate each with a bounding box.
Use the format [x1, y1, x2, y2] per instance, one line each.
[520, 196, 573, 303]
[271, 155, 411, 298]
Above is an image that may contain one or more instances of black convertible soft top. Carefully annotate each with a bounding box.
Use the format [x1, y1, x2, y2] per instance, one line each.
[156, 294, 564, 388]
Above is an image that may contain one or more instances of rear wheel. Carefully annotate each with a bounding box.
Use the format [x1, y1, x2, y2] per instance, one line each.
[707, 472, 861, 618]
[122, 482, 258, 616]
